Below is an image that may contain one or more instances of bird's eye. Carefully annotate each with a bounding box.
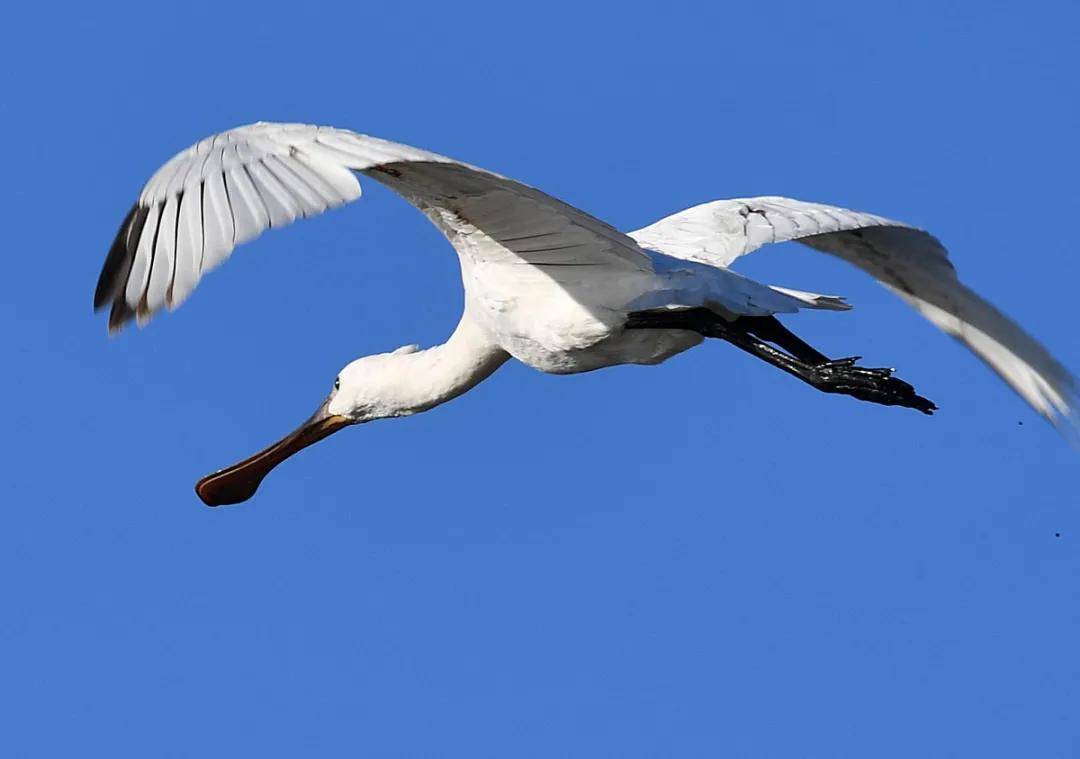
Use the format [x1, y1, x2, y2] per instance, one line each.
[334, 377, 340, 391]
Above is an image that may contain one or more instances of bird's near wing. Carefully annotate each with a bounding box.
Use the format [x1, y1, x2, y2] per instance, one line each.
[629, 196, 1079, 434]
[95, 122, 649, 331]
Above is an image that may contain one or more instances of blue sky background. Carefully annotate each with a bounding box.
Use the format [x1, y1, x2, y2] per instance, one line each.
[4, 1, 1080, 756]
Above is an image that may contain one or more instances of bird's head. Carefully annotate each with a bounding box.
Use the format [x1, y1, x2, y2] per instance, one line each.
[327, 344, 423, 422]
[194, 344, 423, 507]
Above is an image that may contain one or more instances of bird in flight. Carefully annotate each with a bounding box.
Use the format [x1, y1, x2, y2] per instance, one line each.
[95, 123, 1077, 505]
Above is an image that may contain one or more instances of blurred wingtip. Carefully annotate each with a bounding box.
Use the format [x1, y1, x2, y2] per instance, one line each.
[1048, 394, 1080, 456]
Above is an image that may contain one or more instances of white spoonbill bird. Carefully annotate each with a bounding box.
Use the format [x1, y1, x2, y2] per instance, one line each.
[95, 123, 1078, 505]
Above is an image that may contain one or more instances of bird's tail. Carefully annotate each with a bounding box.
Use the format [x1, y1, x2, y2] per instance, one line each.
[638, 251, 851, 317]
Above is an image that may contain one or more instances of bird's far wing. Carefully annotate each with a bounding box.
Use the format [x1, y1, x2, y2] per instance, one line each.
[95, 122, 649, 332]
[628, 196, 1079, 434]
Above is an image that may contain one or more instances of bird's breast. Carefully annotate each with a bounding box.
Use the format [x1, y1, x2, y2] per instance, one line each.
[463, 262, 700, 374]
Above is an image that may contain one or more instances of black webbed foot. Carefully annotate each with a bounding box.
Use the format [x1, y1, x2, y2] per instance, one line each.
[811, 359, 937, 415]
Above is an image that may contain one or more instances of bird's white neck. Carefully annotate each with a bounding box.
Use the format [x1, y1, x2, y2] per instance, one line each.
[383, 314, 509, 416]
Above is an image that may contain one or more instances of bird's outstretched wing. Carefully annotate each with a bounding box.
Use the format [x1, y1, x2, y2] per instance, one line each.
[95, 122, 649, 331]
[629, 196, 1079, 433]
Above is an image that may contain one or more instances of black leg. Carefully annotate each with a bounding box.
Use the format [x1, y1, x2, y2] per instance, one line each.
[736, 315, 829, 365]
[626, 308, 937, 415]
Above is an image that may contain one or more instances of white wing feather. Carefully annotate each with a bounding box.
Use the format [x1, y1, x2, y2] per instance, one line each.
[629, 197, 1079, 433]
[95, 122, 647, 330]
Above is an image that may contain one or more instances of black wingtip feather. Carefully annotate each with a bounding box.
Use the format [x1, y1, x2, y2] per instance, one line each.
[107, 298, 136, 333]
[94, 203, 147, 312]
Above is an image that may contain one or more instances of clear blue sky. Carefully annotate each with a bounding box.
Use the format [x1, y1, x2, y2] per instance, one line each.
[5, 1, 1080, 756]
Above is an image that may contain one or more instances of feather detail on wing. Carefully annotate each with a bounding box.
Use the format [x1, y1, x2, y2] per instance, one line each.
[629, 197, 1079, 434]
[95, 123, 648, 332]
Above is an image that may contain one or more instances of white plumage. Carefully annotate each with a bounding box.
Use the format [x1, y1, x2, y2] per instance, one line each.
[93, 122, 1078, 505]
[630, 198, 1076, 421]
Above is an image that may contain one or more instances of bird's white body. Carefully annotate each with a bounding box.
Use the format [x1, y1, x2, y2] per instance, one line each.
[93, 122, 1078, 503]
[459, 251, 698, 374]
